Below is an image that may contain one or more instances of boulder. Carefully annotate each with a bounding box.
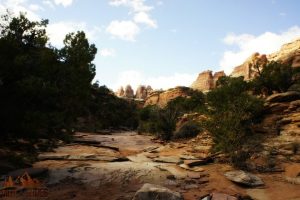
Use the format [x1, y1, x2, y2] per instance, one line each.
[179, 164, 205, 172]
[266, 91, 300, 103]
[202, 193, 238, 200]
[224, 170, 264, 187]
[133, 183, 183, 200]
[284, 164, 300, 184]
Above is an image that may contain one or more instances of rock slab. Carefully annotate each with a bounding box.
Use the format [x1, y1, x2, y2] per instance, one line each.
[133, 183, 183, 200]
[224, 170, 264, 187]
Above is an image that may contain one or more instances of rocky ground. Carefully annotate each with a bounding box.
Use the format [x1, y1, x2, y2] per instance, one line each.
[1, 131, 299, 200]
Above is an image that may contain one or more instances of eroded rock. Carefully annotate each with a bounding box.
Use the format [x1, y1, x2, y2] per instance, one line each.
[224, 170, 264, 187]
[133, 183, 183, 200]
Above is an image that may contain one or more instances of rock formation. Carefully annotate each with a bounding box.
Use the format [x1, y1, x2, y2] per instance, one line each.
[115, 86, 124, 97]
[231, 38, 300, 80]
[231, 53, 268, 80]
[124, 85, 134, 98]
[250, 91, 300, 168]
[135, 85, 153, 100]
[191, 70, 225, 92]
[268, 38, 300, 68]
[144, 86, 191, 107]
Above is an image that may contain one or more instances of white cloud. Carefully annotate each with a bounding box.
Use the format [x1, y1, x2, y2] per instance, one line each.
[113, 70, 197, 91]
[53, 0, 73, 7]
[43, 0, 55, 9]
[134, 12, 157, 28]
[99, 48, 116, 57]
[107, 0, 157, 41]
[29, 4, 43, 11]
[0, 0, 41, 20]
[109, 0, 153, 12]
[47, 21, 101, 47]
[106, 20, 140, 41]
[220, 26, 300, 74]
[279, 12, 286, 17]
[157, 1, 163, 6]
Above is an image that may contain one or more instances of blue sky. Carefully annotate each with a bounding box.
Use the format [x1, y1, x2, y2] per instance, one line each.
[1, 0, 300, 91]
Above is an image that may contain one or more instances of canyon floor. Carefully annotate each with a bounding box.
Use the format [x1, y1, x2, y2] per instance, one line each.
[9, 132, 300, 200]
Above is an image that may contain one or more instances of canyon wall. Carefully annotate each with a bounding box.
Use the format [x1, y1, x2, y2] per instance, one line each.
[191, 70, 225, 92]
[144, 86, 191, 107]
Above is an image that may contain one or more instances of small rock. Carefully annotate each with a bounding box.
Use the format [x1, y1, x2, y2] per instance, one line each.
[133, 183, 183, 200]
[224, 170, 264, 187]
[179, 155, 198, 160]
[143, 146, 159, 152]
[179, 164, 205, 172]
[201, 193, 239, 200]
[284, 164, 300, 184]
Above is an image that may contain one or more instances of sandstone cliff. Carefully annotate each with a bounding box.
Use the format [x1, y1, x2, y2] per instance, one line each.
[144, 86, 191, 107]
[231, 38, 300, 79]
[135, 85, 153, 100]
[230, 53, 268, 80]
[268, 38, 300, 68]
[191, 70, 225, 92]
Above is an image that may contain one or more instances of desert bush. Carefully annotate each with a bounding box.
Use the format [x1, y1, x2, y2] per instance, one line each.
[173, 121, 202, 139]
[250, 61, 293, 95]
[206, 76, 264, 154]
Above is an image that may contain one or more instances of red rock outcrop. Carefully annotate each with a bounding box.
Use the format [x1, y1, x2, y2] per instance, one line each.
[124, 85, 134, 98]
[231, 38, 300, 80]
[115, 86, 125, 97]
[268, 38, 300, 68]
[191, 70, 225, 92]
[144, 86, 191, 107]
[230, 53, 268, 80]
[135, 85, 153, 100]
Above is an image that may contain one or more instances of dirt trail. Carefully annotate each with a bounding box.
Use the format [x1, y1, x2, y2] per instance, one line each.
[32, 132, 300, 200]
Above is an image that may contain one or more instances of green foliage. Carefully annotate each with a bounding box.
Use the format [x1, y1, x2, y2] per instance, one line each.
[173, 121, 202, 139]
[167, 89, 205, 114]
[206, 76, 264, 154]
[82, 85, 138, 131]
[0, 13, 97, 140]
[250, 61, 293, 95]
[137, 90, 205, 140]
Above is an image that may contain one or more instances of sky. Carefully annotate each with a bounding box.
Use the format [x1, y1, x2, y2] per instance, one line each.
[1, 0, 300, 91]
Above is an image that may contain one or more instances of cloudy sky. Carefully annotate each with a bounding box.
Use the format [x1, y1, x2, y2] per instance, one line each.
[1, 0, 300, 91]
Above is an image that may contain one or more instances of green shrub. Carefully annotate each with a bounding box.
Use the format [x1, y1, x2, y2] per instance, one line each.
[206, 76, 264, 154]
[173, 121, 202, 139]
[250, 61, 293, 95]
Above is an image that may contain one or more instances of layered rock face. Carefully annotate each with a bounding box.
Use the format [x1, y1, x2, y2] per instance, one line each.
[124, 85, 134, 98]
[116, 85, 153, 100]
[191, 70, 225, 92]
[231, 38, 300, 79]
[115, 86, 125, 97]
[144, 86, 191, 107]
[231, 53, 268, 80]
[135, 85, 153, 100]
[268, 38, 300, 68]
[256, 91, 300, 164]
